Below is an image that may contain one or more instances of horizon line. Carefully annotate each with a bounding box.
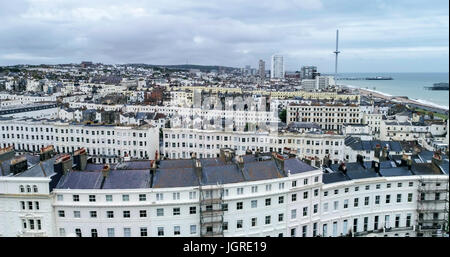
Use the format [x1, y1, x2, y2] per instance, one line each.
[1, 63, 449, 74]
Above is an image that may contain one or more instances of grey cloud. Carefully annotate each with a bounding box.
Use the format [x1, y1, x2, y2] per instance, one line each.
[0, 0, 448, 72]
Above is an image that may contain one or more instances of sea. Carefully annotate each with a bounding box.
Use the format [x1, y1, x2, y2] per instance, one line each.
[334, 72, 449, 110]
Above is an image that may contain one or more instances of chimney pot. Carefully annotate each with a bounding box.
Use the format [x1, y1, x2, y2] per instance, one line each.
[102, 164, 110, 178]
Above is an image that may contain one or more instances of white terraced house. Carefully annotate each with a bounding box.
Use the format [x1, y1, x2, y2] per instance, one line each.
[162, 128, 346, 166]
[0, 102, 58, 119]
[287, 103, 362, 131]
[0, 175, 56, 237]
[67, 103, 279, 127]
[0, 146, 448, 237]
[380, 120, 430, 141]
[0, 118, 159, 164]
[0, 93, 58, 103]
[0, 146, 61, 237]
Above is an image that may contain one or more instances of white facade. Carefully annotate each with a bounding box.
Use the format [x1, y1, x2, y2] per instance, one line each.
[51, 168, 322, 237]
[380, 120, 429, 141]
[302, 76, 336, 91]
[363, 113, 383, 135]
[163, 128, 345, 165]
[0, 119, 160, 164]
[342, 124, 372, 137]
[68, 103, 278, 125]
[287, 104, 362, 131]
[0, 93, 57, 103]
[0, 103, 58, 119]
[318, 175, 446, 237]
[48, 170, 448, 237]
[58, 109, 75, 121]
[429, 122, 447, 137]
[0, 177, 55, 237]
[360, 105, 389, 116]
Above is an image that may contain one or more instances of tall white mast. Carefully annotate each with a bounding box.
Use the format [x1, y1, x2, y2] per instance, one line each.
[333, 29, 340, 78]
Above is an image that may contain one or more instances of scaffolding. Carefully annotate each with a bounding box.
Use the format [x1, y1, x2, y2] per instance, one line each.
[416, 178, 449, 237]
[199, 183, 225, 237]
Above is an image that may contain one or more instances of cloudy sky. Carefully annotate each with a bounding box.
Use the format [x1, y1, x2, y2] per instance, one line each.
[0, 0, 448, 72]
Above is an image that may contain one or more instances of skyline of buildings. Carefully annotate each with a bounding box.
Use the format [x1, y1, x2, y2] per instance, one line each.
[0, 60, 448, 238]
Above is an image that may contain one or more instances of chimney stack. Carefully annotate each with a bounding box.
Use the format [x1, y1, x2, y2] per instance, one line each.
[401, 153, 408, 166]
[10, 156, 28, 175]
[236, 155, 244, 171]
[372, 160, 380, 174]
[102, 164, 110, 178]
[407, 158, 412, 170]
[374, 144, 381, 159]
[338, 162, 347, 174]
[154, 150, 159, 161]
[194, 159, 202, 180]
[382, 145, 389, 161]
[356, 154, 364, 166]
[40, 145, 54, 162]
[272, 152, 285, 173]
[150, 160, 157, 175]
[323, 155, 330, 167]
[431, 151, 442, 169]
[54, 154, 72, 175]
[302, 157, 312, 166]
[73, 148, 87, 171]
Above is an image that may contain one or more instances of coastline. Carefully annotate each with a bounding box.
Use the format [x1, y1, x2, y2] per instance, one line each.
[341, 84, 449, 112]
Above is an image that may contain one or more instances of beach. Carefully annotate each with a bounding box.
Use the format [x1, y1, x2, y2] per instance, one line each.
[357, 87, 449, 113]
[336, 72, 449, 109]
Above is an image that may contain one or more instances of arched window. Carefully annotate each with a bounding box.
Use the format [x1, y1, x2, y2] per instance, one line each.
[19, 185, 25, 193]
[26, 185, 31, 193]
[33, 185, 38, 193]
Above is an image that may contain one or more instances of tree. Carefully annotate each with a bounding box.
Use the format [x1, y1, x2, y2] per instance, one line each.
[279, 109, 287, 123]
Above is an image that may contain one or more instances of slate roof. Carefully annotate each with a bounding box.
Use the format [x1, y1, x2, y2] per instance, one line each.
[440, 160, 449, 175]
[329, 162, 380, 180]
[284, 158, 316, 174]
[324, 158, 435, 183]
[102, 170, 151, 189]
[322, 172, 350, 184]
[378, 167, 414, 177]
[201, 164, 244, 185]
[417, 151, 436, 162]
[199, 158, 227, 167]
[411, 163, 443, 176]
[345, 137, 403, 152]
[159, 159, 194, 169]
[152, 168, 198, 188]
[0, 158, 13, 176]
[84, 163, 106, 171]
[114, 161, 152, 170]
[56, 172, 103, 189]
[242, 160, 283, 181]
[15, 156, 59, 178]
